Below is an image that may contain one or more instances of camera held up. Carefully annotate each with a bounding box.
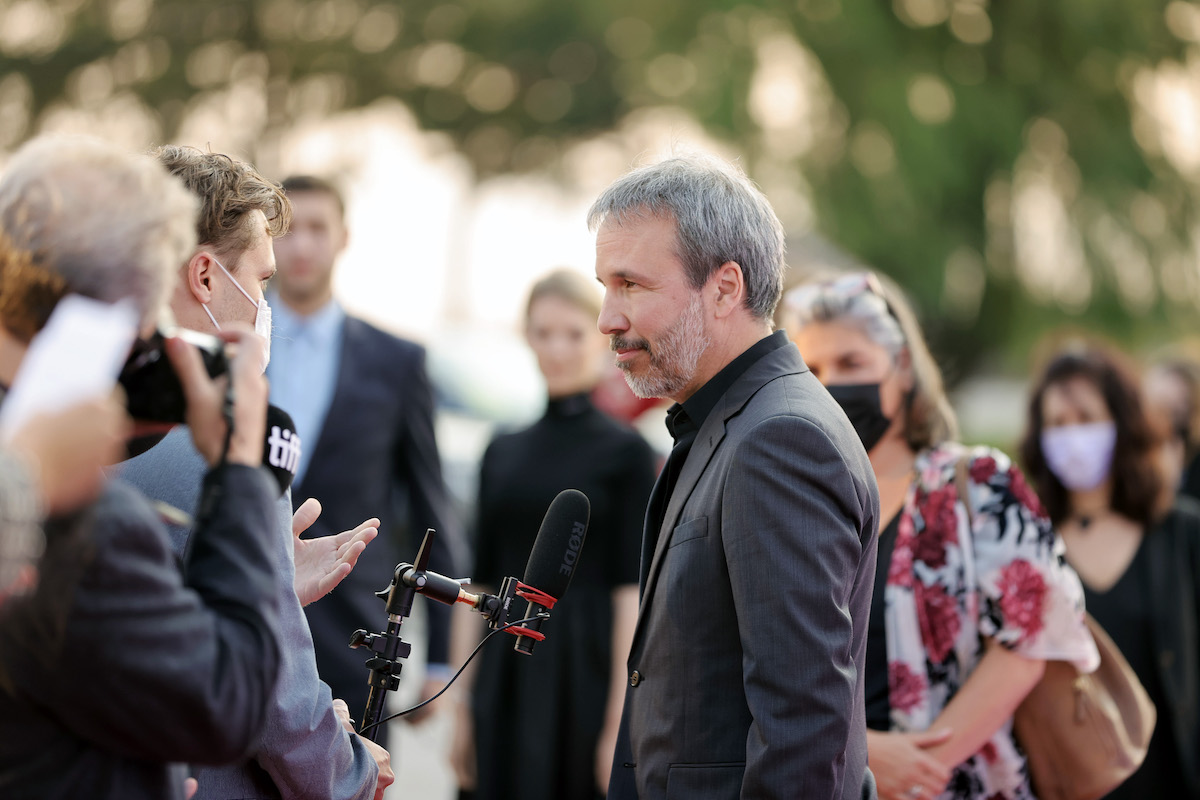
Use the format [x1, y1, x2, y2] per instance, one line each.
[119, 328, 228, 423]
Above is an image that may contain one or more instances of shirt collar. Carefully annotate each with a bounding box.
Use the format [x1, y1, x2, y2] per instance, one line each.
[269, 292, 344, 343]
[667, 330, 789, 443]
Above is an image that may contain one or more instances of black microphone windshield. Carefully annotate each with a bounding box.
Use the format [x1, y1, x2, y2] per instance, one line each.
[521, 489, 590, 600]
[263, 404, 301, 496]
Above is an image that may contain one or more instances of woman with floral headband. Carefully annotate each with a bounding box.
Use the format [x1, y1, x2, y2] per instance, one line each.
[781, 272, 1097, 800]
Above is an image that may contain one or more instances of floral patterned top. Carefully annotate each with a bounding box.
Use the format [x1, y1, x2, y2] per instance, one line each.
[884, 442, 1099, 799]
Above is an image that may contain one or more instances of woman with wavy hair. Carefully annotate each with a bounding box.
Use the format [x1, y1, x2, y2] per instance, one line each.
[782, 272, 1096, 800]
[1020, 342, 1199, 798]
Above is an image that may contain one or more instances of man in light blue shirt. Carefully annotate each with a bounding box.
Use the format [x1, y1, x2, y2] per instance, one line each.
[268, 296, 344, 485]
[270, 176, 461, 743]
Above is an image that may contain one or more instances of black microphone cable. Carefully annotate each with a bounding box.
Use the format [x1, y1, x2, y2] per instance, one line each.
[356, 612, 548, 736]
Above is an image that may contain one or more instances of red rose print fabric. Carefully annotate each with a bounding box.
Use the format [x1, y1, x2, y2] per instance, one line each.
[880, 443, 1098, 800]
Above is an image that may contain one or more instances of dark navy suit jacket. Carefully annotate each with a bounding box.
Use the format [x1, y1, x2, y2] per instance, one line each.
[291, 315, 460, 724]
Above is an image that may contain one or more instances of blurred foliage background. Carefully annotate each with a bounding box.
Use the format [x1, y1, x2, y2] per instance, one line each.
[1, 0, 1199, 386]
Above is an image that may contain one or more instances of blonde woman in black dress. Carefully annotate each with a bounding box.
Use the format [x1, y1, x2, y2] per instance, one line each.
[452, 270, 658, 800]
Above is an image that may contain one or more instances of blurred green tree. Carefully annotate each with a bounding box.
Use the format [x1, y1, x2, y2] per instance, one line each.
[1, 0, 1196, 377]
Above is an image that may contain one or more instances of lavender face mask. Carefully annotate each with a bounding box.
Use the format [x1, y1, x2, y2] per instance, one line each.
[1039, 421, 1117, 491]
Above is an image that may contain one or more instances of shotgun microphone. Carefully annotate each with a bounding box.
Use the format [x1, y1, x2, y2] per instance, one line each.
[350, 490, 591, 738]
[513, 488, 590, 655]
[387, 489, 591, 652]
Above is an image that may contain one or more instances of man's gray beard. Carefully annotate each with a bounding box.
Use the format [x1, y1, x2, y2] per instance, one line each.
[619, 293, 710, 399]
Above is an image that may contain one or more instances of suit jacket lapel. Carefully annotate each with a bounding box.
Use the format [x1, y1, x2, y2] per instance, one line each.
[636, 414, 720, 592]
[629, 345, 809, 654]
[1145, 514, 1188, 716]
[629, 409, 726, 656]
[638, 470, 670, 594]
[641, 412, 725, 592]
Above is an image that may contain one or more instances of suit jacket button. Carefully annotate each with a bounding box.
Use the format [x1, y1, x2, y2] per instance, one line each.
[629, 669, 642, 687]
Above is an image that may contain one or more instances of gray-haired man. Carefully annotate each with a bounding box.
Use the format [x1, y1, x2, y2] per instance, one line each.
[593, 154, 879, 799]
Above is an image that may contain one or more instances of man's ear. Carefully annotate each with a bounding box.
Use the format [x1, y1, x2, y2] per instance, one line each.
[710, 261, 747, 319]
[184, 251, 217, 304]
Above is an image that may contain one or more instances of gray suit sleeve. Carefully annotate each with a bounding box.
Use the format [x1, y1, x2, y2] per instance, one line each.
[723, 415, 868, 798]
[244, 493, 379, 800]
[119, 439, 378, 798]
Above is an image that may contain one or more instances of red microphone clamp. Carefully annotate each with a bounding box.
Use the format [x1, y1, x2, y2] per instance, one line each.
[503, 582, 558, 641]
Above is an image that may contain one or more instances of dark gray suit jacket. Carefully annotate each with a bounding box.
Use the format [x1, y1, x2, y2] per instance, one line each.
[0, 466, 282, 799]
[610, 342, 879, 800]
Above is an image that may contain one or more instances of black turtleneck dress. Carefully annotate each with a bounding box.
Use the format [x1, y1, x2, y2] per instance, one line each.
[469, 393, 658, 800]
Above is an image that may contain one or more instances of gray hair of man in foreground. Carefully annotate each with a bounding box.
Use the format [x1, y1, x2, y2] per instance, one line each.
[586, 152, 787, 320]
[0, 135, 198, 330]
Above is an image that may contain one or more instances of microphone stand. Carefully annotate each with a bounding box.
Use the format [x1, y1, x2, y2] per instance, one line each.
[348, 531, 434, 742]
[349, 528, 547, 741]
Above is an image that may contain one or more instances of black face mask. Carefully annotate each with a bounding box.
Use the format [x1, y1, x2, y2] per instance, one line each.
[827, 382, 892, 453]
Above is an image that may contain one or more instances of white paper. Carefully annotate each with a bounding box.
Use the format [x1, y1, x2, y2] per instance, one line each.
[0, 294, 138, 441]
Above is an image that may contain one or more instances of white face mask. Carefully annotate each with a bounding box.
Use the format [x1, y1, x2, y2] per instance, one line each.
[1039, 421, 1117, 492]
[201, 256, 272, 372]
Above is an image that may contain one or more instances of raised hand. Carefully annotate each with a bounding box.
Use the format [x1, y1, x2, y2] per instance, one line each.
[291, 497, 378, 606]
